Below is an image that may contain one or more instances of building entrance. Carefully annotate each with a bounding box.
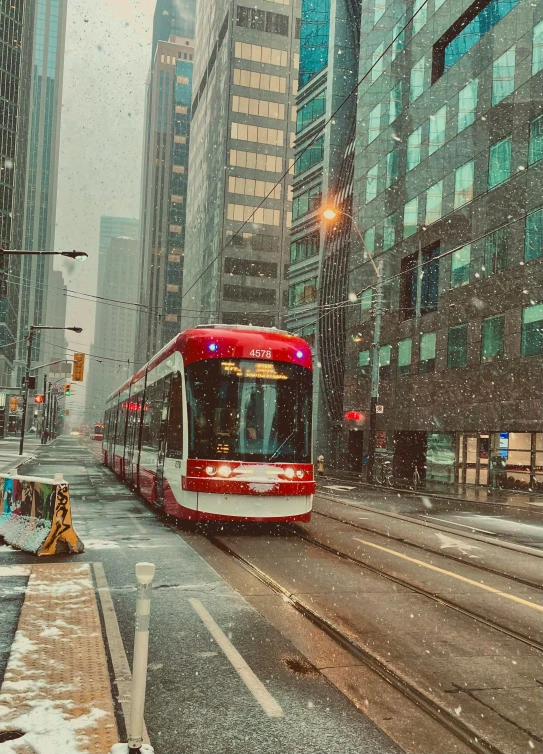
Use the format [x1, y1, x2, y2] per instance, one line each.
[394, 431, 427, 486]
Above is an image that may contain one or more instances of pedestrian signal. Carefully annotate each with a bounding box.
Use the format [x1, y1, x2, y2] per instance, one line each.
[27, 375, 36, 389]
[9, 397, 18, 411]
[64, 383, 71, 396]
[72, 353, 85, 381]
[34, 394, 44, 404]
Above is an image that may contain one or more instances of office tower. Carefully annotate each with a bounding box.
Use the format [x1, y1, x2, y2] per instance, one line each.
[135, 35, 194, 364]
[152, 0, 196, 54]
[181, 0, 300, 330]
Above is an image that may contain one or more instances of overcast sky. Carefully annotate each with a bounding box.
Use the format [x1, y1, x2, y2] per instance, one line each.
[53, 0, 155, 417]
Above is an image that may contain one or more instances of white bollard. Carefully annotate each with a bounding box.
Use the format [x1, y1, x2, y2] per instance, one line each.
[128, 562, 156, 754]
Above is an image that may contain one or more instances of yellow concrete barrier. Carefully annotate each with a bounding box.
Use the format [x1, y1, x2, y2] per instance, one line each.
[0, 472, 84, 555]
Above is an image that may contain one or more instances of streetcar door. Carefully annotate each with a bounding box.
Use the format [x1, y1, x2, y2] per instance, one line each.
[156, 374, 172, 506]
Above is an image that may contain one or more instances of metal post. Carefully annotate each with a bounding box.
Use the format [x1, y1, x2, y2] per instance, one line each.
[42, 373, 47, 443]
[19, 327, 34, 455]
[128, 562, 155, 753]
[367, 260, 383, 484]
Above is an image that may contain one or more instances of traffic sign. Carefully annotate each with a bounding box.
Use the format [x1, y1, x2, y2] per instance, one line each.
[72, 353, 85, 381]
[376, 405, 384, 414]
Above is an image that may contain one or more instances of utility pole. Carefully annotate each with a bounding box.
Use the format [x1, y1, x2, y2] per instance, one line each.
[19, 327, 35, 456]
[42, 373, 47, 443]
[367, 259, 383, 484]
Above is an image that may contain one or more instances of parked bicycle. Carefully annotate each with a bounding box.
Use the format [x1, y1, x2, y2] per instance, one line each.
[375, 459, 394, 486]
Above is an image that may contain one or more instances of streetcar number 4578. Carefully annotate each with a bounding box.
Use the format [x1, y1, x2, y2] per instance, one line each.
[249, 349, 272, 358]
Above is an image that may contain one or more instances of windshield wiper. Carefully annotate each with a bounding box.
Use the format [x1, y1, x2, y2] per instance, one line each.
[270, 430, 295, 461]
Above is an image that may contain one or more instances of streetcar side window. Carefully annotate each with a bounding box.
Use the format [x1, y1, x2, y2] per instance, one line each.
[142, 379, 163, 453]
[166, 372, 183, 458]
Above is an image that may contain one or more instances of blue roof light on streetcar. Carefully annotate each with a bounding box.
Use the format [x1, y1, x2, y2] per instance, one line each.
[208, 343, 218, 352]
[296, 350, 304, 359]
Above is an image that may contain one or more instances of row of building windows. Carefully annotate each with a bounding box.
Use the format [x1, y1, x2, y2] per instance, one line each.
[228, 175, 282, 199]
[231, 121, 284, 146]
[292, 183, 321, 219]
[223, 283, 277, 304]
[227, 203, 281, 226]
[294, 135, 324, 175]
[290, 230, 320, 264]
[236, 6, 289, 36]
[232, 95, 285, 120]
[233, 67, 287, 93]
[288, 277, 318, 307]
[226, 230, 281, 253]
[234, 41, 289, 68]
[224, 257, 278, 278]
[229, 149, 283, 173]
[358, 303, 543, 379]
[296, 90, 326, 132]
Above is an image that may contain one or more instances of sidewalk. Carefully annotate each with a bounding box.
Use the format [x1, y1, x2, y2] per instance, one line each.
[319, 468, 543, 508]
[0, 437, 42, 474]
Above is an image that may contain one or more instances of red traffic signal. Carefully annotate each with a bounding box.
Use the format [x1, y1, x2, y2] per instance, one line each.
[34, 394, 44, 404]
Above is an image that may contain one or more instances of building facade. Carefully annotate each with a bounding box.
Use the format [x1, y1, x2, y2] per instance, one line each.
[181, 0, 300, 330]
[15, 0, 68, 377]
[0, 0, 35, 383]
[135, 35, 194, 364]
[340, 0, 543, 489]
[152, 0, 196, 56]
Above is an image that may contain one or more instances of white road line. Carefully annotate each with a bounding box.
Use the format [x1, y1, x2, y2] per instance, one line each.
[426, 517, 497, 535]
[93, 562, 150, 744]
[354, 537, 543, 611]
[188, 597, 283, 718]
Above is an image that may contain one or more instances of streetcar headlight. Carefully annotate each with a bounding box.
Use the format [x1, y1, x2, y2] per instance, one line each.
[205, 465, 216, 476]
[217, 464, 232, 478]
[283, 467, 295, 479]
[296, 470, 304, 479]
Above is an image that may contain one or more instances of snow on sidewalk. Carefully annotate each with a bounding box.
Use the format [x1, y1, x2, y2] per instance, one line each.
[0, 563, 118, 753]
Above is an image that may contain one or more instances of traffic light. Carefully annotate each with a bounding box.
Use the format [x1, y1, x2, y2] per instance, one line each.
[9, 397, 18, 412]
[72, 353, 85, 382]
[64, 383, 71, 396]
[34, 394, 44, 404]
[27, 375, 36, 390]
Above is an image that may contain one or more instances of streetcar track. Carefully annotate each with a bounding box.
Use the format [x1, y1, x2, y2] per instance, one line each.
[280, 523, 542, 651]
[310, 506, 543, 591]
[198, 531, 511, 754]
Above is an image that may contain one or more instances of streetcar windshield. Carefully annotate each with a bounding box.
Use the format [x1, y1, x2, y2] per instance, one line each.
[185, 359, 312, 462]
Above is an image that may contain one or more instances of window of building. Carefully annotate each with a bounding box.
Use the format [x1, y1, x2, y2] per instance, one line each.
[289, 278, 318, 307]
[236, 6, 289, 35]
[365, 227, 375, 253]
[433, 0, 520, 80]
[409, 56, 425, 102]
[451, 244, 471, 287]
[371, 42, 385, 80]
[234, 41, 288, 67]
[413, 0, 427, 35]
[392, 18, 405, 59]
[368, 104, 381, 143]
[228, 176, 281, 199]
[429, 105, 446, 154]
[407, 126, 422, 170]
[421, 243, 440, 314]
[492, 46, 515, 105]
[298, 0, 330, 86]
[361, 288, 373, 311]
[366, 164, 378, 203]
[448, 324, 468, 368]
[379, 344, 392, 378]
[388, 82, 404, 124]
[383, 213, 396, 250]
[386, 148, 400, 187]
[292, 184, 321, 219]
[398, 338, 412, 375]
[529, 113, 543, 165]
[488, 136, 512, 189]
[358, 349, 371, 377]
[404, 197, 418, 238]
[223, 284, 277, 304]
[228, 231, 280, 253]
[230, 149, 283, 173]
[481, 314, 505, 362]
[526, 209, 543, 262]
[233, 68, 287, 93]
[231, 122, 284, 146]
[533, 19, 543, 75]
[290, 231, 320, 264]
[484, 227, 508, 274]
[425, 181, 443, 225]
[454, 160, 474, 208]
[232, 95, 285, 120]
[296, 90, 326, 132]
[374, 0, 386, 23]
[224, 257, 278, 278]
[227, 204, 281, 225]
[458, 79, 478, 132]
[522, 303, 543, 356]
[295, 135, 324, 175]
[400, 251, 418, 320]
[419, 332, 436, 372]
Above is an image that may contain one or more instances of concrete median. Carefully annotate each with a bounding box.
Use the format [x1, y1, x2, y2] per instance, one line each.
[0, 471, 84, 555]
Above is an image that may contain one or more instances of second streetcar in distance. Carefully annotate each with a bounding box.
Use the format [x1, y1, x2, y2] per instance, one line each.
[103, 326, 314, 522]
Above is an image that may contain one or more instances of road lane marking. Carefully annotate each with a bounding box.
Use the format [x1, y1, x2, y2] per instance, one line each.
[93, 562, 150, 743]
[354, 537, 543, 611]
[188, 597, 283, 718]
[425, 517, 496, 535]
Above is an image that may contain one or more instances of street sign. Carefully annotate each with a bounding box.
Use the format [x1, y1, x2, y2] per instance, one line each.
[376, 405, 384, 414]
[72, 353, 85, 381]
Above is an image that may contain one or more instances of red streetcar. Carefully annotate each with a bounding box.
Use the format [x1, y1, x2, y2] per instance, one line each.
[103, 326, 314, 522]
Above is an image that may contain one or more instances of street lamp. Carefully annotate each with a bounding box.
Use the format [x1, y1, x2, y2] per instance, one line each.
[0, 248, 88, 260]
[19, 325, 83, 455]
[322, 206, 383, 484]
